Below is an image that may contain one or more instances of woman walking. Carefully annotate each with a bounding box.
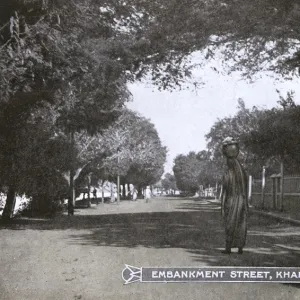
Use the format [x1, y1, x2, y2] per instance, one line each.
[132, 188, 137, 201]
[221, 137, 249, 254]
[145, 186, 152, 203]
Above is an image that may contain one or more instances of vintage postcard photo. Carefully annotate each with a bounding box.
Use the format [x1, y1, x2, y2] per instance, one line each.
[1, 1, 300, 299]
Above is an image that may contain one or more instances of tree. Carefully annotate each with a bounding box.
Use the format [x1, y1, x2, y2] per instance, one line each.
[234, 92, 300, 175]
[2, 1, 299, 98]
[2, 0, 297, 217]
[246, 100, 300, 165]
[161, 173, 177, 194]
[0, 105, 72, 219]
[101, 109, 167, 196]
[125, 133, 167, 195]
[204, 0, 300, 77]
[173, 150, 221, 196]
[205, 99, 267, 178]
[1, 0, 209, 218]
[173, 152, 203, 195]
[244, 97, 300, 209]
[126, 0, 300, 79]
[196, 150, 221, 188]
[142, 0, 300, 78]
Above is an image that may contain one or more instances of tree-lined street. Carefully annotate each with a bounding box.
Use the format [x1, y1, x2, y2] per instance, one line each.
[1, 1, 300, 299]
[1, 197, 300, 300]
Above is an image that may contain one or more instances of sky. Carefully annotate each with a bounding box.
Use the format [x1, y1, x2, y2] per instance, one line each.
[126, 55, 300, 175]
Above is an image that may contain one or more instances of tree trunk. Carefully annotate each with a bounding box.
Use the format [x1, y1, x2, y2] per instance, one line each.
[261, 166, 266, 209]
[110, 183, 115, 203]
[280, 159, 284, 211]
[101, 181, 105, 204]
[68, 130, 75, 216]
[272, 177, 276, 209]
[248, 176, 252, 206]
[2, 186, 16, 221]
[127, 183, 130, 195]
[137, 187, 143, 197]
[219, 185, 223, 200]
[122, 183, 126, 199]
[117, 176, 120, 205]
[87, 177, 91, 208]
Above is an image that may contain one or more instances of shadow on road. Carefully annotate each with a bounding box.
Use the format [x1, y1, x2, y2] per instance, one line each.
[1, 199, 300, 267]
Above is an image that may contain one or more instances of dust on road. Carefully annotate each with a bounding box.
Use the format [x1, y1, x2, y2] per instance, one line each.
[1, 197, 300, 300]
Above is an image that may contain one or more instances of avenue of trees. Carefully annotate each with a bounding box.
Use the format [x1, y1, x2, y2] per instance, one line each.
[0, 0, 177, 219]
[173, 95, 300, 195]
[95, 109, 167, 197]
[0, 102, 167, 218]
[1, 1, 299, 215]
[173, 150, 219, 195]
[161, 173, 177, 194]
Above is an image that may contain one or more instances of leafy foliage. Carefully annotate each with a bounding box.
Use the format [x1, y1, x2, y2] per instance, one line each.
[206, 94, 300, 177]
[101, 109, 167, 188]
[173, 152, 203, 194]
[161, 173, 177, 193]
[0, 104, 71, 213]
[245, 100, 300, 174]
[173, 150, 220, 194]
[205, 99, 267, 177]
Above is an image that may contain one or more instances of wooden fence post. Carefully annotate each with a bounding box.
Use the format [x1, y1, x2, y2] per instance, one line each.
[261, 166, 266, 209]
[279, 161, 284, 211]
[248, 175, 252, 205]
[272, 177, 276, 209]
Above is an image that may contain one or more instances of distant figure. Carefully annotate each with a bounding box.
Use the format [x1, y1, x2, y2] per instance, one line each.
[67, 196, 74, 216]
[93, 188, 98, 205]
[82, 188, 88, 200]
[145, 186, 151, 203]
[132, 189, 137, 201]
[221, 137, 248, 254]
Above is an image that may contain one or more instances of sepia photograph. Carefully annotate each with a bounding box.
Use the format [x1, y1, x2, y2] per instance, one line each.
[1, 0, 300, 299]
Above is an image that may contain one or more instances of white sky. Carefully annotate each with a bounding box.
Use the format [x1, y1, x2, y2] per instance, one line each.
[127, 55, 300, 174]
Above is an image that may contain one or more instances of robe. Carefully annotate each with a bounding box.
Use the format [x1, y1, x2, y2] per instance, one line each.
[221, 157, 249, 249]
[132, 190, 137, 201]
[145, 188, 151, 202]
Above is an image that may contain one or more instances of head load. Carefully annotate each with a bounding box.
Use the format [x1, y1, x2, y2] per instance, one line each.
[222, 137, 239, 158]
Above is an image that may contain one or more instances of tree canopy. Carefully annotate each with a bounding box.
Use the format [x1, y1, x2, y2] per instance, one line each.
[1, 0, 300, 216]
[161, 173, 177, 193]
[68, 109, 167, 192]
[173, 152, 203, 194]
[103, 110, 167, 189]
[245, 98, 300, 175]
[205, 99, 267, 176]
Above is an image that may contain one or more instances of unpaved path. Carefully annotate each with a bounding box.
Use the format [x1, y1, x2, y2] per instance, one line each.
[1, 197, 300, 300]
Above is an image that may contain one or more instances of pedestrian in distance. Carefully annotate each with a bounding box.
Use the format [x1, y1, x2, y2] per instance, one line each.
[132, 189, 137, 201]
[93, 188, 98, 205]
[221, 137, 249, 254]
[145, 186, 151, 203]
[67, 196, 74, 216]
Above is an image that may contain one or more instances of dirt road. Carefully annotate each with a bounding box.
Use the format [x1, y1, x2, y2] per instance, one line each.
[1, 197, 300, 300]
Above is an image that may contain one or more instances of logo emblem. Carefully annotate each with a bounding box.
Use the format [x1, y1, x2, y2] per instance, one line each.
[122, 265, 142, 284]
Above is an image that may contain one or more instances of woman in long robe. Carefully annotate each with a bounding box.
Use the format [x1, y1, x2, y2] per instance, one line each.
[145, 186, 152, 203]
[132, 188, 137, 201]
[221, 139, 249, 254]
